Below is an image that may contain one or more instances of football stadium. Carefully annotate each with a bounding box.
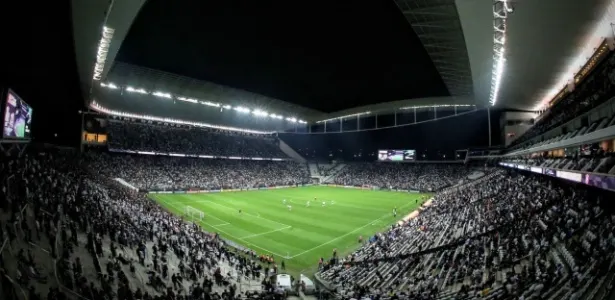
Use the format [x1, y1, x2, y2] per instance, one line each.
[4, 0, 615, 299]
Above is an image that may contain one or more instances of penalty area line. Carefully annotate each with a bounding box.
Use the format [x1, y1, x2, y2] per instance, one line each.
[158, 197, 290, 257]
[240, 226, 291, 239]
[288, 200, 417, 259]
[188, 198, 292, 228]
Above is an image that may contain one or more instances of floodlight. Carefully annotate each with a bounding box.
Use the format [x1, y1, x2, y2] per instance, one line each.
[153, 91, 172, 99]
[233, 106, 251, 113]
[92, 26, 115, 80]
[177, 97, 198, 103]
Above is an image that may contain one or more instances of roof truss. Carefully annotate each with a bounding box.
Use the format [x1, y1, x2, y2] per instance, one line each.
[394, 0, 474, 97]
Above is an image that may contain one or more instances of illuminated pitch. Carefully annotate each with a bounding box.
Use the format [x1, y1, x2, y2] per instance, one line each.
[151, 186, 427, 274]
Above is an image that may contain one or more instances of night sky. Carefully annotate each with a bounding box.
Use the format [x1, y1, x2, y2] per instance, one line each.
[2, 0, 84, 146]
[118, 0, 450, 113]
[1, 0, 453, 147]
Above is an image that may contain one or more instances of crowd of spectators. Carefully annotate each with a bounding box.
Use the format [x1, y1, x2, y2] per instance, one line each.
[334, 163, 470, 192]
[505, 153, 615, 175]
[510, 51, 615, 149]
[318, 169, 615, 299]
[108, 121, 286, 158]
[0, 150, 299, 300]
[317, 164, 334, 178]
[87, 152, 310, 191]
[1, 139, 615, 300]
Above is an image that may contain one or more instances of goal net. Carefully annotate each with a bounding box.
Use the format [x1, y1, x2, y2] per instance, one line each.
[184, 206, 205, 223]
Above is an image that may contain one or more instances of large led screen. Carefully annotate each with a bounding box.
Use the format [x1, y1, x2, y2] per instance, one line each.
[378, 150, 415, 161]
[3, 90, 32, 139]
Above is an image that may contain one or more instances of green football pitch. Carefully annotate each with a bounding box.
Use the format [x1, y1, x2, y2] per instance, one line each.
[150, 186, 427, 275]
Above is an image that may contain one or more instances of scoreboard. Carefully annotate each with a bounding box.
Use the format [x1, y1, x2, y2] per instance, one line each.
[377, 150, 415, 161]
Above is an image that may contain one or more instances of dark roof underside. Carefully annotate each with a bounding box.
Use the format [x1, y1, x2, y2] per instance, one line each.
[117, 0, 450, 113]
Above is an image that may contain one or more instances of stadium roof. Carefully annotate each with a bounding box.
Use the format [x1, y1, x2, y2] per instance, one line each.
[115, 0, 457, 114]
[71, 0, 615, 122]
[493, 0, 613, 110]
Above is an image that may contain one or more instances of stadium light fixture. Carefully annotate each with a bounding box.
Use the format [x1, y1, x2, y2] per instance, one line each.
[298, 120, 307, 124]
[98, 81, 305, 122]
[153, 91, 172, 99]
[233, 106, 251, 113]
[200, 101, 220, 107]
[286, 117, 297, 123]
[100, 82, 118, 89]
[126, 86, 148, 94]
[92, 26, 115, 81]
[90, 100, 276, 134]
[270, 114, 284, 119]
[177, 97, 198, 103]
[490, 0, 513, 106]
[399, 104, 475, 110]
[252, 109, 269, 117]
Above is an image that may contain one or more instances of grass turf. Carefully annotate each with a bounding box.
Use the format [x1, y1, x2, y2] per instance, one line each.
[150, 186, 427, 275]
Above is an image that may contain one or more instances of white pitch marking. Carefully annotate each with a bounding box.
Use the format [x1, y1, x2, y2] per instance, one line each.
[288, 200, 416, 259]
[157, 197, 289, 258]
[157, 192, 418, 260]
[272, 193, 392, 213]
[240, 226, 291, 239]
[187, 198, 292, 228]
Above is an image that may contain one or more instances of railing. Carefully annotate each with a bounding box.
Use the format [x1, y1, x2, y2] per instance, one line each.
[499, 161, 615, 192]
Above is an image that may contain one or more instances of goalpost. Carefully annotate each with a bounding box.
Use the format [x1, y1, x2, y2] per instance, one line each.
[184, 206, 205, 223]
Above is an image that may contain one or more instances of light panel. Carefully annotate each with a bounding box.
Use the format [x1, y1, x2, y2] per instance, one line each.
[92, 26, 115, 81]
[399, 104, 475, 110]
[126, 86, 148, 94]
[153, 91, 172, 99]
[177, 97, 198, 103]
[200, 101, 220, 107]
[100, 82, 118, 89]
[234, 106, 251, 113]
[252, 110, 269, 117]
[90, 100, 276, 135]
[99, 82, 303, 124]
[489, 0, 513, 106]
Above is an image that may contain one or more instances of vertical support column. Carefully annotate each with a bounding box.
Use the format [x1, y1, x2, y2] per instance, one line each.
[309, 124, 311, 133]
[375, 113, 378, 129]
[324, 121, 327, 133]
[414, 108, 417, 124]
[394, 111, 397, 126]
[357, 115, 360, 131]
[434, 107, 437, 120]
[488, 107, 492, 147]
[340, 118, 343, 132]
[454, 105, 457, 115]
